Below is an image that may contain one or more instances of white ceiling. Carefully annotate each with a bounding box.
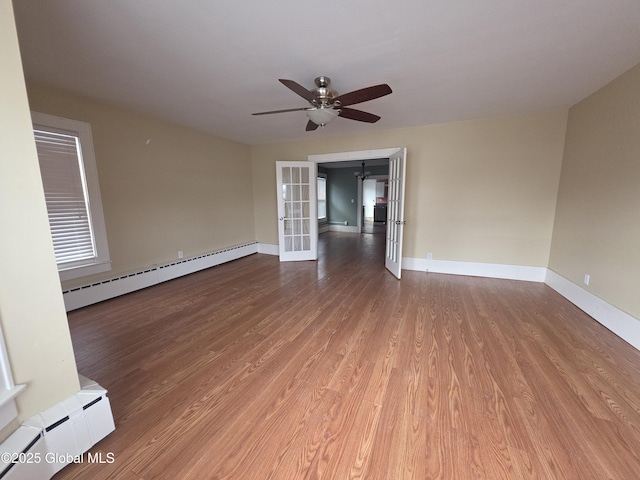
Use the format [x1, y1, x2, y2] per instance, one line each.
[13, 0, 640, 146]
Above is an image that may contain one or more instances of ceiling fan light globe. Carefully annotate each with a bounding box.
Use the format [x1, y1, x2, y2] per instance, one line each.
[306, 107, 339, 127]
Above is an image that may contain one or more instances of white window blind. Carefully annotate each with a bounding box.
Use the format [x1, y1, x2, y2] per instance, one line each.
[31, 112, 111, 281]
[34, 128, 96, 265]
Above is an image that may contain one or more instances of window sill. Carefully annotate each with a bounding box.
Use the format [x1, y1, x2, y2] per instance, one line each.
[59, 260, 111, 282]
[0, 384, 26, 431]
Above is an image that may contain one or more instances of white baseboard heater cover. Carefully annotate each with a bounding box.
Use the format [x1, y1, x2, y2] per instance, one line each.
[63, 242, 259, 311]
[0, 375, 115, 479]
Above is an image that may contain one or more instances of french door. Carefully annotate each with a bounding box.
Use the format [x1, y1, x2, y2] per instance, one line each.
[385, 148, 407, 278]
[275, 161, 318, 261]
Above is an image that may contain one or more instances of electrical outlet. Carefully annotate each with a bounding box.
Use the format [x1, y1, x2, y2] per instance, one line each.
[178, 250, 184, 259]
[427, 252, 433, 261]
[584, 274, 590, 285]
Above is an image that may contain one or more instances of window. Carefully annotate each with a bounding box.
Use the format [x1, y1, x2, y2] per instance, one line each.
[0, 325, 25, 430]
[31, 112, 110, 281]
[317, 175, 327, 220]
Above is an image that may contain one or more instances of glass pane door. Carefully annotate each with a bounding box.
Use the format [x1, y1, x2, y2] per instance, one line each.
[276, 162, 318, 261]
[385, 148, 406, 278]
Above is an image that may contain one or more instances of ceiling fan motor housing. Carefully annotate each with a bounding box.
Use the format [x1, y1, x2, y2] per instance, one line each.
[312, 76, 339, 106]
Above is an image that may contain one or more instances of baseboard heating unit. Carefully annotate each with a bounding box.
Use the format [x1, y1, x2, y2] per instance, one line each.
[0, 375, 115, 479]
[63, 242, 259, 311]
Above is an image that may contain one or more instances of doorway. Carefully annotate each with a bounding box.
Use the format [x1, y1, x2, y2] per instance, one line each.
[362, 176, 388, 234]
[308, 147, 407, 278]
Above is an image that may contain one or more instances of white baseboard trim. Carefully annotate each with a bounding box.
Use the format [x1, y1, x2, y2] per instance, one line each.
[545, 270, 640, 350]
[0, 375, 115, 479]
[257, 243, 279, 256]
[63, 242, 259, 311]
[404, 258, 640, 350]
[403, 257, 547, 282]
[329, 225, 359, 233]
[318, 224, 330, 234]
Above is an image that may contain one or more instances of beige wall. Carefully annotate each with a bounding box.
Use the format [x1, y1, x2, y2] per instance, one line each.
[27, 83, 255, 289]
[252, 111, 567, 267]
[549, 63, 640, 319]
[0, 0, 79, 440]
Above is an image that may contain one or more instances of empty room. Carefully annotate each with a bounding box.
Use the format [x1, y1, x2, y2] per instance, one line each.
[2, 1, 640, 479]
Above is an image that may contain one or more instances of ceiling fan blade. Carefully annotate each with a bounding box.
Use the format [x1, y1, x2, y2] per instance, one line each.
[279, 79, 316, 102]
[333, 84, 392, 107]
[305, 120, 319, 131]
[338, 107, 381, 123]
[252, 107, 310, 116]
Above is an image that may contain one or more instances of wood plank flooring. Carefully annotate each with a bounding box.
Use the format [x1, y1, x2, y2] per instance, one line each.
[55, 232, 640, 479]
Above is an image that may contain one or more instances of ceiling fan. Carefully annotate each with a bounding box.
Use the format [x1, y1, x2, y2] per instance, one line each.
[252, 76, 392, 131]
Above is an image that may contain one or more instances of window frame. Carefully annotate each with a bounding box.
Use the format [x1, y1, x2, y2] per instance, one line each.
[0, 325, 25, 431]
[317, 174, 327, 221]
[31, 112, 111, 281]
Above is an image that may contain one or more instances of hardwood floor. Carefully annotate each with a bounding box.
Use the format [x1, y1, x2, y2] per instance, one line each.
[55, 232, 640, 479]
[361, 220, 386, 234]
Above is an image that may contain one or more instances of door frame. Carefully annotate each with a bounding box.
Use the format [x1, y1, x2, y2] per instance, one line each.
[308, 146, 406, 267]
